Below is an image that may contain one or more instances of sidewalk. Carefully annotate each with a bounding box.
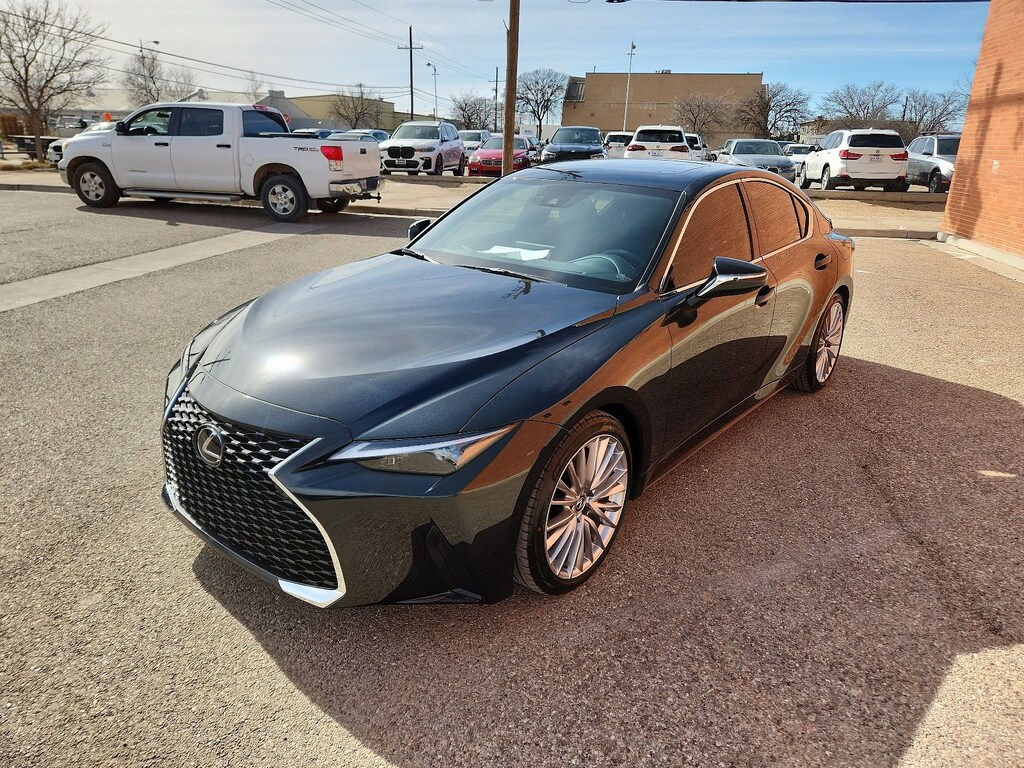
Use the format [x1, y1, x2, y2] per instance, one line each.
[0, 169, 944, 238]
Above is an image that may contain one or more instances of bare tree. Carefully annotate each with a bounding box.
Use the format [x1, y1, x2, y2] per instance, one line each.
[122, 50, 198, 106]
[736, 83, 811, 139]
[243, 70, 264, 103]
[449, 91, 490, 129]
[670, 91, 735, 137]
[902, 87, 967, 136]
[820, 81, 902, 122]
[0, 0, 108, 158]
[328, 83, 382, 129]
[516, 69, 568, 140]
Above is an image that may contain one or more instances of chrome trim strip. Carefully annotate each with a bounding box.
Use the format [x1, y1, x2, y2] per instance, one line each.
[267, 438, 348, 606]
[164, 376, 189, 423]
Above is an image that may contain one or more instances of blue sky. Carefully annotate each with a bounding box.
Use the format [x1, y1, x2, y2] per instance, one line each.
[85, 0, 989, 114]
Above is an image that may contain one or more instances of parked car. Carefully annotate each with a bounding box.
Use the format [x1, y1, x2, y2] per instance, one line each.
[684, 133, 707, 161]
[907, 133, 959, 192]
[783, 143, 812, 175]
[524, 135, 540, 163]
[716, 139, 796, 182]
[623, 125, 694, 161]
[467, 134, 531, 176]
[162, 158, 853, 607]
[46, 121, 116, 165]
[291, 128, 336, 139]
[540, 125, 606, 163]
[603, 131, 634, 159]
[379, 120, 466, 176]
[58, 103, 384, 221]
[458, 129, 491, 154]
[706, 138, 737, 162]
[799, 129, 908, 191]
[344, 128, 389, 143]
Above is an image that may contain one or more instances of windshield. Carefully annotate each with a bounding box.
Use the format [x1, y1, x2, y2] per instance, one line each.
[481, 137, 527, 150]
[605, 133, 631, 145]
[937, 137, 960, 155]
[459, 131, 483, 142]
[734, 140, 782, 156]
[787, 145, 810, 155]
[551, 127, 602, 145]
[685, 135, 701, 148]
[392, 124, 439, 140]
[411, 176, 679, 294]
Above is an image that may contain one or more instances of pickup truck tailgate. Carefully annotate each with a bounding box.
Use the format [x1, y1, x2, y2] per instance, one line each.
[332, 140, 379, 179]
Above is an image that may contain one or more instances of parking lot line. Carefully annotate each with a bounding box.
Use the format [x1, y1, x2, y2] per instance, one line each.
[0, 222, 329, 313]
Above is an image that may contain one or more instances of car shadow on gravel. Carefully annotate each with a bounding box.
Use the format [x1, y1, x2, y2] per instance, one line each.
[74, 199, 419, 238]
[192, 356, 1023, 767]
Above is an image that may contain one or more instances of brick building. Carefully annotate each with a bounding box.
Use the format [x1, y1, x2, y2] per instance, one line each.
[942, 0, 1023, 261]
[560, 71, 764, 148]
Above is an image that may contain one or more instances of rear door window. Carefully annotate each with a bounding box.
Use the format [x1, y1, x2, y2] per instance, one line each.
[177, 107, 224, 137]
[849, 133, 905, 149]
[743, 181, 804, 254]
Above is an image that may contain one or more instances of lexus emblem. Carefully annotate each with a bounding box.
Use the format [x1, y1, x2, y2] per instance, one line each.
[194, 423, 226, 467]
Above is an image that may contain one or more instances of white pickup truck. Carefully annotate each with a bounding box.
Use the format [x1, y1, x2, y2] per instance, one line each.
[58, 103, 384, 222]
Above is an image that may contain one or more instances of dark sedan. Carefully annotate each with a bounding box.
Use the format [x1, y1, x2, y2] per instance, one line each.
[162, 160, 853, 607]
[539, 125, 607, 163]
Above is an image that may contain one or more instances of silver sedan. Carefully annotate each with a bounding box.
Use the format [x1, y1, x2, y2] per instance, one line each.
[716, 139, 796, 182]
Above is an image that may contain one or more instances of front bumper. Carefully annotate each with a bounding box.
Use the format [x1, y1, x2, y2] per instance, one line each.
[161, 370, 560, 607]
[381, 152, 437, 173]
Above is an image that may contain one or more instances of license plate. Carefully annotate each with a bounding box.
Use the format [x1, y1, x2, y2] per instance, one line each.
[650, 150, 663, 157]
[397, 159, 412, 166]
[869, 155, 882, 162]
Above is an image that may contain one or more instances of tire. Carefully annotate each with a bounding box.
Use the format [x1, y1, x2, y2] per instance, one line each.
[853, 184, 867, 192]
[260, 174, 308, 223]
[514, 411, 631, 595]
[381, 169, 391, 176]
[928, 171, 943, 194]
[454, 154, 466, 177]
[797, 164, 811, 190]
[431, 154, 444, 176]
[820, 165, 836, 191]
[72, 161, 120, 208]
[884, 181, 910, 193]
[316, 197, 349, 213]
[791, 293, 846, 393]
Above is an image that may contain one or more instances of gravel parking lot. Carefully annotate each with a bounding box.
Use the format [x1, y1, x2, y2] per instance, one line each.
[0, 193, 1021, 767]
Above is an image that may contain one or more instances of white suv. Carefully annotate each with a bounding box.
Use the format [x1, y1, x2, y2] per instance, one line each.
[799, 129, 908, 191]
[623, 125, 695, 161]
[379, 120, 466, 176]
[684, 133, 707, 161]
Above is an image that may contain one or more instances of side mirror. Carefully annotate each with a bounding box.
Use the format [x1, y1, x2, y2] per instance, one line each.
[408, 218, 431, 240]
[812, 145, 822, 153]
[687, 256, 768, 307]
[115, 121, 127, 135]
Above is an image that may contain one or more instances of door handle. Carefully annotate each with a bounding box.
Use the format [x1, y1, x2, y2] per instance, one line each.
[154, 141, 169, 147]
[217, 143, 231, 149]
[814, 253, 833, 270]
[754, 285, 775, 307]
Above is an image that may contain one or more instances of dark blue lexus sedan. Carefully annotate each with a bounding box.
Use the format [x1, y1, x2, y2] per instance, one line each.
[162, 160, 853, 607]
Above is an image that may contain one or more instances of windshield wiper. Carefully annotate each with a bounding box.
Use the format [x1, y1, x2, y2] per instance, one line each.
[391, 247, 433, 262]
[454, 263, 561, 284]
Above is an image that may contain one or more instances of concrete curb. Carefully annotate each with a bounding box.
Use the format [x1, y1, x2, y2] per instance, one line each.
[0, 182, 69, 193]
[806, 189, 946, 204]
[937, 232, 1024, 272]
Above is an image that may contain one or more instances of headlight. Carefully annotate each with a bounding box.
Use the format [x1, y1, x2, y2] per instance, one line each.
[589, 152, 606, 159]
[469, 154, 480, 163]
[329, 425, 516, 475]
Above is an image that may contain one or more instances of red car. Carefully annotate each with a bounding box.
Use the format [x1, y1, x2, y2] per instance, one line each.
[468, 135, 531, 177]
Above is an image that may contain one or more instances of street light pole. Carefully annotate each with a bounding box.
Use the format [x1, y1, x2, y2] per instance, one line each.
[623, 41, 635, 132]
[426, 62, 438, 117]
[502, 0, 520, 176]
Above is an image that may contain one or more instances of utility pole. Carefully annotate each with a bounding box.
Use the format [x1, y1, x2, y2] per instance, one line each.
[622, 41, 636, 132]
[493, 67, 501, 133]
[502, 0, 520, 176]
[398, 27, 422, 121]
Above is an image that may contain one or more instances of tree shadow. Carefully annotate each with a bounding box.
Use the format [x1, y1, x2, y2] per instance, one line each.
[192, 356, 1023, 767]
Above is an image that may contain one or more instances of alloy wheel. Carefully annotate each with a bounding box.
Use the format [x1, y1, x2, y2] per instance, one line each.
[544, 434, 628, 580]
[79, 171, 105, 201]
[268, 184, 296, 216]
[815, 300, 845, 383]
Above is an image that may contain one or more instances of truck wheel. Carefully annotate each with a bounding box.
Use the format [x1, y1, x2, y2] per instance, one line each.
[261, 174, 309, 222]
[316, 197, 349, 213]
[73, 162, 120, 208]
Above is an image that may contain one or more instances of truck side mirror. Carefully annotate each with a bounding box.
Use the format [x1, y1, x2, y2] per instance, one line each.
[115, 121, 127, 135]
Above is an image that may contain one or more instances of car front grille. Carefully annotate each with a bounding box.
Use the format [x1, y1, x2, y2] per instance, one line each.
[482, 158, 500, 166]
[387, 146, 415, 159]
[163, 389, 337, 589]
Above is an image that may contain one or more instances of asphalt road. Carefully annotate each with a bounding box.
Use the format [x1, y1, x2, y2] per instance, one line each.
[0, 193, 1022, 767]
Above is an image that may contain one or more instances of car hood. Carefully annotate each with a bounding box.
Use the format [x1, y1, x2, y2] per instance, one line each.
[379, 139, 440, 151]
[731, 154, 793, 167]
[197, 253, 616, 439]
[544, 143, 603, 154]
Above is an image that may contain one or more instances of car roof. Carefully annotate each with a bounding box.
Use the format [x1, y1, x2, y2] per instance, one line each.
[634, 124, 684, 132]
[556, 125, 600, 130]
[515, 158, 752, 195]
[844, 128, 900, 134]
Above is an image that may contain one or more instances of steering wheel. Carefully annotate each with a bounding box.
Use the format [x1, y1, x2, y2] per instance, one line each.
[143, 126, 159, 136]
[570, 249, 639, 278]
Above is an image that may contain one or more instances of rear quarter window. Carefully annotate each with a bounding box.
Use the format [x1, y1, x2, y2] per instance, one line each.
[243, 110, 288, 135]
[743, 181, 804, 254]
[849, 133, 905, 149]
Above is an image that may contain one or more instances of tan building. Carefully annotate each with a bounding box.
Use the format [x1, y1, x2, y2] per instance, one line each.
[942, 0, 1024, 262]
[561, 71, 764, 148]
[260, 90, 433, 133]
